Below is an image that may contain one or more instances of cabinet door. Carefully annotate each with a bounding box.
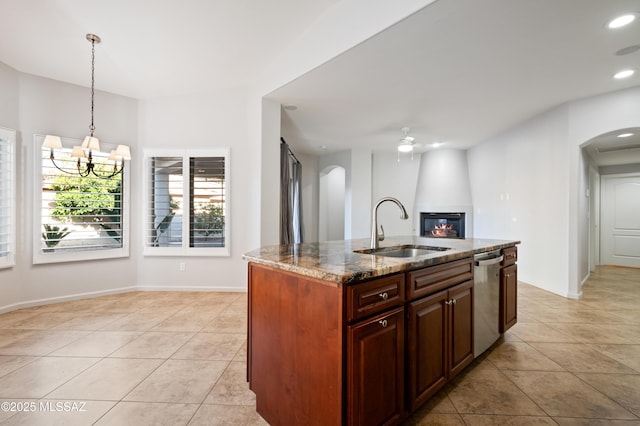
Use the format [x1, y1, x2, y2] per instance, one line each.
[407, 290, 448, 411]
[448, 281, 474, 378]
[347, 307, 404, 426]
[500, 264, 518, 333]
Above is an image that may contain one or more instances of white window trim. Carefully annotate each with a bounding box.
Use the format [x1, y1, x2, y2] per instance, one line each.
[143, 148, 230, 257]
[33, 134, 130, 264]
[0, 126, 16, 269]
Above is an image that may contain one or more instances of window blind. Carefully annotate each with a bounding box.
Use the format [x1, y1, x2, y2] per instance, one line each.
[147, 156, 184, 247]
[189, 156, 226, 248]
[145, 150, 229, 255]
[40, 148, 123, 253]
[0, 129, 16, 267]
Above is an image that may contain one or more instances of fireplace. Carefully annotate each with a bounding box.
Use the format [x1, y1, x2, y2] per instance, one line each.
[420, 212, 466, 239]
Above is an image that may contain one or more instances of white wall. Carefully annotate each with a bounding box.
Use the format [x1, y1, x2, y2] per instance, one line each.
[349, 148, 372, 239]
[0, 70, 139, 312]
[468, 86, 640, 298]
[567, 87, 640, 297]
[468, 105, 571, 297]
[297, 152, 319, 243]
[259, 99, 281, 246]
[372, 151, 420, 236]
[137, 88, 252, 290]
[0, 62, 20, 310]
[0, 62, 19, 128]
[320, 166, 346, 241]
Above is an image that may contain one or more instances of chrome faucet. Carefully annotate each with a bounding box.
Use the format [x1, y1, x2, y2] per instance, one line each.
[370, 197, 409, 249]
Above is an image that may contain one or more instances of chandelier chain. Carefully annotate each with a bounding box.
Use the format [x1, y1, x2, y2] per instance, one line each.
[90, 37, 96, 136]
[43, 33, 130, 180]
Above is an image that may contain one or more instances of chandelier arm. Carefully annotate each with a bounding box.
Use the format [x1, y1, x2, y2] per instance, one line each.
[89, 163, 124, 179]
[76, 159, 92, 177]
[48, 155, 89, 176]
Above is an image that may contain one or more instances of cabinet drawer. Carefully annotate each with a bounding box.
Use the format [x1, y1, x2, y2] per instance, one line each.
[406, 257, 473, 301]
[502, 246, 517, 266]
[347, 274, 404, 322]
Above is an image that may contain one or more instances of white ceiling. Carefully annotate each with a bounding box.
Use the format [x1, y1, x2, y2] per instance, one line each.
[1, 0, 639, 165]
[269, 0, 640, 164]
[0, 0, 339, 98]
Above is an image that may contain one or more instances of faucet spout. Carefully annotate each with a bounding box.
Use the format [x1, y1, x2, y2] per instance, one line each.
[370, 197, 409, 249]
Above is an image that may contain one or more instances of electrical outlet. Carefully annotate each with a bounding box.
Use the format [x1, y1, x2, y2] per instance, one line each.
[179, 262, 186, 271]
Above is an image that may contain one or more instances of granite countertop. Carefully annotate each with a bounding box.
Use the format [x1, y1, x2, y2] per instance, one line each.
[243, 236, 520, 285]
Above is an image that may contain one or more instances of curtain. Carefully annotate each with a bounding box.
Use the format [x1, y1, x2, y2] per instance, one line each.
[280, 140, 304, 245]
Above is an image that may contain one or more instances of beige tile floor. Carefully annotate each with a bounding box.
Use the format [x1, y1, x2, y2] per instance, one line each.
[0, 266, 637, 425]
[405, 265, 640, 426]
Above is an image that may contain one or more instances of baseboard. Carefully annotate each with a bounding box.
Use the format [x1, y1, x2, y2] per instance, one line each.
[0, 286, 137, 314]
[565, 290, 582, 300]
[136, 285, 247, 292]
[0, 284, 247, 314]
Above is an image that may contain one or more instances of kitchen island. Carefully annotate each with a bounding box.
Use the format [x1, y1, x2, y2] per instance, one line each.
[243, 236, 519, 426]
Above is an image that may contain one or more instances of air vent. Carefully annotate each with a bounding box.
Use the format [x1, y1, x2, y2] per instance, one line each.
[596, 144, 640, 153]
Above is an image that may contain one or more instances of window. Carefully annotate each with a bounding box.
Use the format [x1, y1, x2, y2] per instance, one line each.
[144, 149, 230, 256]
[33, 134, 129, 264]
[0, 127, 16, 269]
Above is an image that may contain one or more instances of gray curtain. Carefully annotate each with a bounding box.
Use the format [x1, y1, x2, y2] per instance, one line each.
[280, 140, 304, 245]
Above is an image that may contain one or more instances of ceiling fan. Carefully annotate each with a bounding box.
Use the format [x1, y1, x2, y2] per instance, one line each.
[397, 127, 415, 153]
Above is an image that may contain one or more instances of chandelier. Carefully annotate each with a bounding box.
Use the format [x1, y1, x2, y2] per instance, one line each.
[42, 34, 131, 179]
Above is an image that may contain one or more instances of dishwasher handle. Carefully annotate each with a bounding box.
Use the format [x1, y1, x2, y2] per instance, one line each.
[475, 255, 504, 267]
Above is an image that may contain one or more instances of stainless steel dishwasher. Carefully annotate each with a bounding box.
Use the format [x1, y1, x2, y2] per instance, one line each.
[473, 249, 503, 357]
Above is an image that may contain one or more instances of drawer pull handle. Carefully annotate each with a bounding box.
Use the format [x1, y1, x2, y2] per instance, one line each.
[378, 292, 389, 300]
[379, 319, 388, 327]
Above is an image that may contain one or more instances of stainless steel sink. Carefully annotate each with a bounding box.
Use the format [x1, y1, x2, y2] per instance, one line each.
[354, 245, 451, 258]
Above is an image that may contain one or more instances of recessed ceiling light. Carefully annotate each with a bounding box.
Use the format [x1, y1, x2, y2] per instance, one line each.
[608, 14, 636, 29]
[617, 133, 634, 138]
[614, 69, 635, 79]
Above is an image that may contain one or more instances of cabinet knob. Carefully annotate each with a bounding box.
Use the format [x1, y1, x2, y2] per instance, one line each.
[452, 298, 456, 305]
[445, 300, 452, 305]
[378, 292, 389, 300]
[379, 319, 388, 328]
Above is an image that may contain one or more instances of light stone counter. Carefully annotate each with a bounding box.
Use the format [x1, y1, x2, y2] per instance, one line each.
[243, 236, 520, 285]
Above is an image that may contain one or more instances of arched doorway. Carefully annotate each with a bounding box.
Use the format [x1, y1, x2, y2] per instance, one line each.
[582, 127, 640, 269]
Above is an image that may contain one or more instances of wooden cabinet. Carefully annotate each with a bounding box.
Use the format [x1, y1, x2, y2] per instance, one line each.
[347, 273, 404, 322]
[248, 249, 517, 425]
[407, 279, 473, 411]
[448, 281, 474, 376]
[406, 257, 473, 300]
[500, 264, 517, 333]
[407, 289, 447, 409]
[500, 247, 518, 333]
[347, 307, 404, 426]
[248, 264, 405, 426]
